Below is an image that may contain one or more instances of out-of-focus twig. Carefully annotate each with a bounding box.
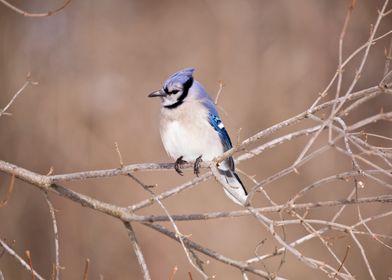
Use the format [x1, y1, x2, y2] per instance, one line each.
[0, 173, 15, 208]
[25, 250, 35, 280]
[83, 258, 90, 280]
[169, 266, 178, 280]
[0, 0, 72, 17]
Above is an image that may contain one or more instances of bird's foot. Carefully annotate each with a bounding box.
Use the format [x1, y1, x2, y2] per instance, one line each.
[193, 155, 203, 177]
[174, 156, 187, 176]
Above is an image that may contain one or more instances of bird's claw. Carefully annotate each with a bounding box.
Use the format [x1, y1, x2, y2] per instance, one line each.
[194, 155, 202, 177]
[174, 156, 187, 176]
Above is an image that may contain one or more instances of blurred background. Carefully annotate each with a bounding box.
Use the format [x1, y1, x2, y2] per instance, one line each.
[0, 0, 391, 279]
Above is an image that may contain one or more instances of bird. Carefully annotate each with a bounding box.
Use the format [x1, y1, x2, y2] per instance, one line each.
[148, 68, 248, 206]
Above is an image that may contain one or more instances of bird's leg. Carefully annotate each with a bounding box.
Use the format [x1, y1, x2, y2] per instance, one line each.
[193, 155, 203, 177]
[174, 156, 187, 176]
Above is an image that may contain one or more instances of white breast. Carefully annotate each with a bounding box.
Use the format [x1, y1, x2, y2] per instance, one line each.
[160, 100, 224, 162]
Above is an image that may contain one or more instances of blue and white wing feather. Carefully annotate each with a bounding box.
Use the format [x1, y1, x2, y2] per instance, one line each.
[208, 114, 232, 151]
[202, 98, 248, 205]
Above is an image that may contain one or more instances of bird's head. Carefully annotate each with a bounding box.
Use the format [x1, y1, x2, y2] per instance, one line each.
[148, 68, 194, 109]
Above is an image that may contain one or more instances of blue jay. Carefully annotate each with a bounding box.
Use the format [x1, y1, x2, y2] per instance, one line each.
[148, 68, 248, 206]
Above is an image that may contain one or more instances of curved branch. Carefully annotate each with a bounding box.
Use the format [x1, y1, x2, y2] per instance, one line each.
[0, 0, 71, 17]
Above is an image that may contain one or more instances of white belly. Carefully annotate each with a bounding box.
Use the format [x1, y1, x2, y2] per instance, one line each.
[160, 118, 224, 162]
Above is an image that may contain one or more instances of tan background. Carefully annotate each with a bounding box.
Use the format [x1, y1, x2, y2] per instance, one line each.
[0, 0, 391, 279]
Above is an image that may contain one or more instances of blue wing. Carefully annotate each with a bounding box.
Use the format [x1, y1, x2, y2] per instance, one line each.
[208, 114, 232, 151]
[208, 113, 235, 171]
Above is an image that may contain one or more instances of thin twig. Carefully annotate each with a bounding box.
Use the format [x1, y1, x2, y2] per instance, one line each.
[330, 0, 355, 136]
[334, 246, 351, 279]
[25, 250, 35, 280]
[123, 222, 151, 280]
[383, 38, 392, 77]
[169, 266, 178, 280]
[0, 0, 72, 17]
[349, 231, 376, 280]
[114, 142, 124, 168]
[214, 80, 224, 105]
[0, 74, 36, 117]
[83, 258, 90, 280]
[0, 173, 15, 208]
[44, 193, 60, 280]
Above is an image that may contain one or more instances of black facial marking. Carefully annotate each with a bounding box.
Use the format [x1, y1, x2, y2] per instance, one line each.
[164, 77, 194, 109]
[169, 89, 179, 95]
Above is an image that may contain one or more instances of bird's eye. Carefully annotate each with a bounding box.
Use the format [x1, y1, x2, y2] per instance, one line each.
[170, 89, 179, 95]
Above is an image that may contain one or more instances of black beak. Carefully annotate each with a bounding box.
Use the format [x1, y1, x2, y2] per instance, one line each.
[148, 89, 167, 98]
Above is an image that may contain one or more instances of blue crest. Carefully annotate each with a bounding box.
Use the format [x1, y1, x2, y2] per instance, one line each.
[163, 68, 194, 90]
